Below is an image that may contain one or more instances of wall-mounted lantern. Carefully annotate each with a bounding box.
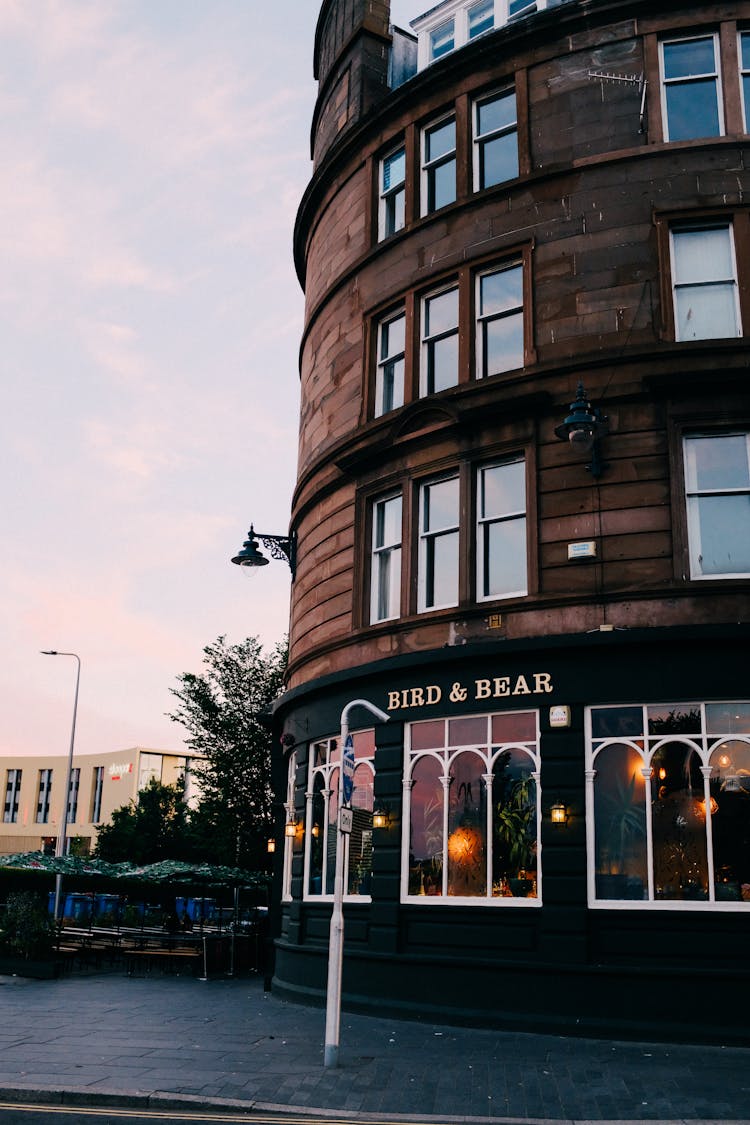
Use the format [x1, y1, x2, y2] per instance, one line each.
[284, 814, 298, 838]
[550, 802, 568, 825]
[372, 803, 390, 829]
[231, 525, 297, 579]
[554, 382, 608, 478]
[267, 837, 276, 854]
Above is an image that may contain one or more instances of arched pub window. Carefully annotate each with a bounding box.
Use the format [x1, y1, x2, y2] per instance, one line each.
[403, 709, 541, 903]
[587, 702, 750, 907]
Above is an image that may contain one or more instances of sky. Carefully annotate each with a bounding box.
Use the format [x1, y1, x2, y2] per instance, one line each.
[1, 0, 420, 761]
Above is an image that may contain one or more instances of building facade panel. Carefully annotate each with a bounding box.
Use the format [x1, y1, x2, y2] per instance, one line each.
[272, 0, 750, 1042]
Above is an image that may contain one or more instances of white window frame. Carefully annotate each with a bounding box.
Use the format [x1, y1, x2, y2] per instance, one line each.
[304, 731, 376, 902]
[476, 458, 528, 601]
[375, 309, 406, 417]
[418, 474, 460, 613]
[370, 493, 403, 623]
[740, 31, 750, 132]
[4, 768, 22, 824]
[413, 1, 548, 71]
[67, 767, 80, 824]
[421, 113, 457, 215]
[36, 768, 52, 824]
[468, 0, 494, 39]
[91, 766, 104, 823]
[282, 750, 297, 902]
[659, 32, 724, 142]
[475, 260, 524, 376]
[402, 709, 542, 905]
[586, 701, 750, 911]
[420, 284, 459, 396]
[670, 222, 741, 341]
[472, 87, 518, 191]
[684, 432, 750, 580]
[378, 145, 406, 241]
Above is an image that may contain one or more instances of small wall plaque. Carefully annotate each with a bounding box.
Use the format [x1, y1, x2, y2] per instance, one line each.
[549, 705, 571, 728]
[568, 540, 597, 560]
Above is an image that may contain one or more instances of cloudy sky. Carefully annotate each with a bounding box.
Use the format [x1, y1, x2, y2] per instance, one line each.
[1, 0, 419, 760]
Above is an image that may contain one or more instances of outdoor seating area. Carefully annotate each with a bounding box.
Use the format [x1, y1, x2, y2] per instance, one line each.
[0, 852, 271, 980]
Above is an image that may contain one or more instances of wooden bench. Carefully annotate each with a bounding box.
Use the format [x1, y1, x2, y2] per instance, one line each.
[124, 947, 201, 976]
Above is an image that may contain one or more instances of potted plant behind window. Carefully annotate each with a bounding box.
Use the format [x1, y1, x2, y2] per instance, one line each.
[494, 767, 537, 897]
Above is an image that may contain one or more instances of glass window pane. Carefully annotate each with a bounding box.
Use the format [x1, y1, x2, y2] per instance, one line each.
[666, 80, 720, 140]
[485, 517, 527, 596]
[709, 741, 750, 899]
[675, 284, 738, 340]
[673, 228, 732, 283]
[593, 743, 648, 900]
[430, 530, 459, 606]
[352, 729, 376, 757]
[478, 91, 516, 135]
[411, 720, 446, 751]
[378, 356, 404, 414]
[430, 20, 454, 59]
[652, 744, 708, 900]
[692, 495, 750, 573]
[663, 37, 716, 80]
[428, 333, 459, 391]
[481, 131, 519, 188]
[484, 312, 524, 374]
[430, 158, 456, 210]
[687, 434, 750, 491]
[425, 288, 458, 336]
[705, 703, 750, 734]
[647, 705, 701, 734]
[744, 74, 750, 129]
[482, 460, 525, 517]
[481, 265, 522, 314]
[347, 764, 373, 894]
[381, 314, 405, 359]
[426, 119, 455, 162]
[385, 188, 405, 237]
[383, 149, 405, 191]
[448, 716, 488, 746]
[409, 754, 444, 895]
[469, 0, 494, 37]
[590, 706, 644, 739]
[492, 711, 537, 742]
[742, 31, 750, 70]
[492, 748, 537, 896]
[377, 495, 402, 547]
[424, 477, 459, 532]
[447, 752, 487, 896]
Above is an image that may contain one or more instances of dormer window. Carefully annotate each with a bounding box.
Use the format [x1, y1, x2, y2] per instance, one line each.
[413, 0, 548, 72]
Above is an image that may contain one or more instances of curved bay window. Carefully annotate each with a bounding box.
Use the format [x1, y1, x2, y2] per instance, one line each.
[305, 730, 375, 899]
[403, 710, 541, 904]
[587, 702, 750, 908]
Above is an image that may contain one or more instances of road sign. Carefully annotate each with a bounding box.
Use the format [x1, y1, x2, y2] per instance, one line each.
[342, 734, 355, 804]
[339, 806, 353, 834]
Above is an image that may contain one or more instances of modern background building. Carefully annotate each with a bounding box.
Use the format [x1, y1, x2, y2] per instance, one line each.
[0, 748, 201, 856]
[270, 0, 750, 1042]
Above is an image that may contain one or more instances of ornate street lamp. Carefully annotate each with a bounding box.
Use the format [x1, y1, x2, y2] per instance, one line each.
[231, 525, 297, 579]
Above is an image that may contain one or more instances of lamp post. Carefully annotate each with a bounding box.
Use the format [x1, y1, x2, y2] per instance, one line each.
[324, 697, 389, 1069]
[554, 382, 608, 477]
[40, 650, 81, 922]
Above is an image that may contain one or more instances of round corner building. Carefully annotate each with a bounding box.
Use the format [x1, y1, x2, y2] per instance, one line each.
[269, 0, 750, 1043]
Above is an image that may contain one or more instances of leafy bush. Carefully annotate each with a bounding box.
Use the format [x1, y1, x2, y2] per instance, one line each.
[0, 891, 56, 960]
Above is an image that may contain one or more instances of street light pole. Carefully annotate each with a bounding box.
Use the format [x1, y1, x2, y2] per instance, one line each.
[324, 697, 389, 1069]
[40, 650, 81, 922]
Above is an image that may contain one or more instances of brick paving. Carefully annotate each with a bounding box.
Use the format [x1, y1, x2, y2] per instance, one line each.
[0, 970, 749, 1122]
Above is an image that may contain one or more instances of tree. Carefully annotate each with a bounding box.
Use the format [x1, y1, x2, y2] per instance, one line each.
[166, 634, 287, 871]
[95, 777, 192, 864]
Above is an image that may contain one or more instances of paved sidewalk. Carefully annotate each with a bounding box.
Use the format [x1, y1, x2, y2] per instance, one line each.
[0, 970, 748, 1122]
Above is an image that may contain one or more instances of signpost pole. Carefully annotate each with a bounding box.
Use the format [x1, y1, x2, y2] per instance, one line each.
[324, 698, 389, 1068]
